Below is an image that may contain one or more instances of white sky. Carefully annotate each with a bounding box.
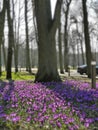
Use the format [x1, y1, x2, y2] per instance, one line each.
[51, 0, 57, 16]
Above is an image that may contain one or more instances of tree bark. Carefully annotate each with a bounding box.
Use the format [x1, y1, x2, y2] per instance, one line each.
[2, 39, 7, 70]
[12, 0, 19, 73]
[6, 0, 14, 79]
[72, 46, 76, 69]
[79, 35, 85, 65]
[34, 0, 62, 82]
[0, 0, 6, 45]
[64, 1, 72, 72]
[0, 0, 6, 76]
[25, 0, 31, 73]
[58, 26, 64, 74]
[14, 44, 19, 73]
[82, 0, 92, 78]
[31, 0, 38, 44]
[0, 44, 2, 76]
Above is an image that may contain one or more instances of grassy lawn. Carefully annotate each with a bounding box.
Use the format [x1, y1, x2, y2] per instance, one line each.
[0, 71, 35, 81]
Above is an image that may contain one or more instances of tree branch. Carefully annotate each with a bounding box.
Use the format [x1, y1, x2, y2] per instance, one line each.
[50, 0, 63, 35]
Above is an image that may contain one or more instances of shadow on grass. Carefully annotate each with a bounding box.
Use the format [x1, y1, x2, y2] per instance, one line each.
[0, 71, 35, 81]
[0, 80, 15, 129]
[13, 73, 35, 81]
[0, 80, 15, 104]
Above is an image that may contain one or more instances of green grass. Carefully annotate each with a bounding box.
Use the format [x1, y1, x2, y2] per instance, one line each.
[0, 71, 35, 81]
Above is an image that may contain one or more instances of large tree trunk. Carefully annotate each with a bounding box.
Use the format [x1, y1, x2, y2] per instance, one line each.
[25, 0, 31, 73]
[34, 0, 62, 82]
[6, 0, 14, 79]
[82, 0, 92, 78]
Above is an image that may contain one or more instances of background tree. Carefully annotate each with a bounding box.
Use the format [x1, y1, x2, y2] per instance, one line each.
[12, 0, 19, 73]
[78, 32, 85, 65]
[63, 0, 72, 72]
[69, 30, 77, 68]
[0, 0, 6, 76]
[6, 0, 14, 79]
[58, 1, 65, 74]
[25, 0, 31, 73]
[2, 37, 7, 70]
[82, 0, 92, 78]
[58, 23, 64, 74]
[69, 1, 85, 66]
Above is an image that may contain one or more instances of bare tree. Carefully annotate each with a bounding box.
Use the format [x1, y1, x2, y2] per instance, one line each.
[0, 40, 2, 76]
[70, 30, 77, 68]
[12, 0, 19, 73]
[58, 24, 64, 74]
[25, 0, 31, 73]
[78, 32, 85, 65]
[63, 0, 72, 72]
[31, 0, 38, 44]
[6, 0, 14, 79]
[82, 0, 92, 78]
[2, 37, 7, 70]
[0, 0, 6, 76]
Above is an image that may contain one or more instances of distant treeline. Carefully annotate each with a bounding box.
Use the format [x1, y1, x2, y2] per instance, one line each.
[1, 47, 97, 69]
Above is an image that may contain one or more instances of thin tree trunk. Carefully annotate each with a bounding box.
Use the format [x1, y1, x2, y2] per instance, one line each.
[82, 0, 92, 78]
[80, 38, 85, 64]
[0, 0, 6, 75]
[6, 0, 14, 79]
[77, 43, 80, 66]
[64, 1, 71, 72]
[2, 39, 7, 70]
[12, 0, 19, 73]
[64, 32, 69, 72]
[0, 44, 2, 76]
[32, 0, 38, 44]
[25, 0, 31, 73]
[58, 26, 64, 74]
[72, 47, 76, 69]
[14, 44, 19, 73]
[76, 22, 80, 66]
[0, 0, 6, 45]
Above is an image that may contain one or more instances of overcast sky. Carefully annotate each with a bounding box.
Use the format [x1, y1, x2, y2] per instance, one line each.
[51, 0, 57, 16]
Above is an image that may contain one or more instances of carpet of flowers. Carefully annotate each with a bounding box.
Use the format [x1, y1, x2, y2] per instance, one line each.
[0, 80, 98, 130]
